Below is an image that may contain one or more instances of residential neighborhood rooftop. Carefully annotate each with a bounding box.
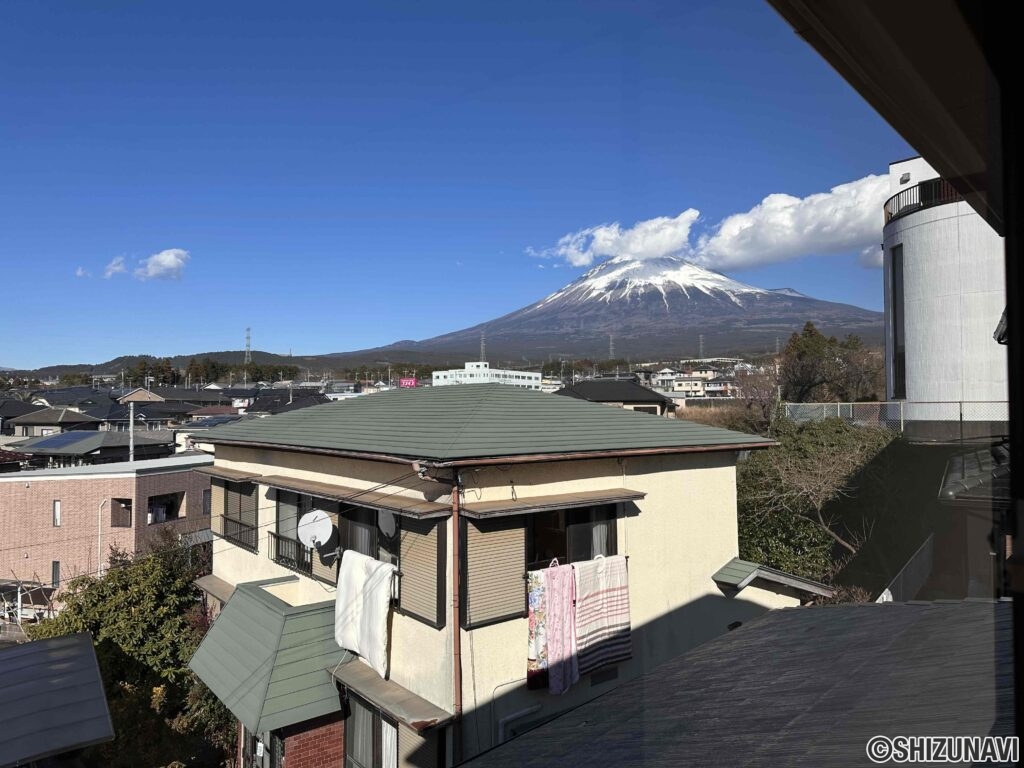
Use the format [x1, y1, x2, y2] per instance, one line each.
[200, 383, 772, 462]
[6, 406, 101, 425]
[468, 600, 1013, 768]
[11, 429, 175, 457]
[0, 452, 212, 479]
[554, 379, 676, 406]
[0, 632, 115, 766]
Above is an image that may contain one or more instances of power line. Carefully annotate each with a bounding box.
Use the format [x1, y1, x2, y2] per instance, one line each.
[1, 469, 426, 584]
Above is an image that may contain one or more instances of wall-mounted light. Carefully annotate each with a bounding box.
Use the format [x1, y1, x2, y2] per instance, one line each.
[900, 172, 911, 184]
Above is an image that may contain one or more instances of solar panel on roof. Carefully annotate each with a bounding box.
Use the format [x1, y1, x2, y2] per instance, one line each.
[30, 431, 93, 449]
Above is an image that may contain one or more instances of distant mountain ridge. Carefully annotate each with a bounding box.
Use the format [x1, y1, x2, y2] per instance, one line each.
[9, 257, 883, 372]
[328, 256, 883, 362]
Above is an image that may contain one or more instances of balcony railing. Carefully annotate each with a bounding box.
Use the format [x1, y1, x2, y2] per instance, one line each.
[221, 517, 258, 552]
[269, 531, 314, 577]
[884, 177, 962, 224]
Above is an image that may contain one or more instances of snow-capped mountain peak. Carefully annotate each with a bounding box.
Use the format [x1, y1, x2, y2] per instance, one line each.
[532, 255, 768, 311]
[769, 287, 809, 298]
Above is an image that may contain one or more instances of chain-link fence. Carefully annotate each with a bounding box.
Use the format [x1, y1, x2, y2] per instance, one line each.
[783, 401, 1009, 442]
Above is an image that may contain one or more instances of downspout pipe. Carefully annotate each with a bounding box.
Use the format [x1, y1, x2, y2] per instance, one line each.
[451, 471, 464, 764]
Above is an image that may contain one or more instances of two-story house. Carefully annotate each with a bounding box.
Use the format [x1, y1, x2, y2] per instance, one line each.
[672, 376, 707, 397]
[190, 385, 830, 768]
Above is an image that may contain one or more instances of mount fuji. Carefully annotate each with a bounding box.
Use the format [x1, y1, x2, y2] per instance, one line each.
[338, 256, 883, 362]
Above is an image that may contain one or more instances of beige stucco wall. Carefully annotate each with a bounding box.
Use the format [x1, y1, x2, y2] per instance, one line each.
[208, 445, 798, 763]
[210, 447, 455, 714]
[455, 453, 797, 757]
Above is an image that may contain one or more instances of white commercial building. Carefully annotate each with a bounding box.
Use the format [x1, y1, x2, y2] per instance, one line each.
[431, 361, 542, 390]
[883, 156, 1008, 439]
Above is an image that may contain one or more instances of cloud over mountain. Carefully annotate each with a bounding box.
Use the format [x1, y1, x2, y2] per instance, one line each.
[531, 173, 889, 270]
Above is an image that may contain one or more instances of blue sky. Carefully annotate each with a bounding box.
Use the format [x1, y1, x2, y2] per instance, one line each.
[0, 1, 911, 369]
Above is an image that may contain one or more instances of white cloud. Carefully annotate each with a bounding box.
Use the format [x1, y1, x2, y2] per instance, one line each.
[858, 244, 883, 269]
[104, 256, 127, 278]
[529, 209, 701, 267]
[134, 248, 190, 281]
[694, 175, 889, 270]
[75, 266, 90, 278]
[529, 174, 889, 271]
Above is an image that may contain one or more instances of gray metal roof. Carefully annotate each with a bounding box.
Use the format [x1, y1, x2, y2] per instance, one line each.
[467, 601, 1013, 768]
[201, 384, 771, 462]
[7, 406, 101, 425]
[189, 578, 347, 733]
[11, 429, 174, 456]
[554, 379, 675, 406]
[0, 632, 114, 767]
[0, 452, 212, 480]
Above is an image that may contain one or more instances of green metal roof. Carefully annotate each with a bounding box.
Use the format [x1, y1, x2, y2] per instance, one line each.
[202, 384, 771, 462]
[712, 557, 834, 599]
[711, 558, 761, 589]
[189, 578, 347, 733]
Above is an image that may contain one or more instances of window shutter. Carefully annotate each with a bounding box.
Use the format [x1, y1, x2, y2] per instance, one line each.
[210, 480, 225, 537]
[398, 723, 441, 768]
[237, 482, 258, 527]
[398, 518, 446, 628]
[461, 517, 526, 629]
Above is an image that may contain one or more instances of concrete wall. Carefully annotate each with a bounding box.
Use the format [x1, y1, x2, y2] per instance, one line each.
[210, 446, 798, 764]
[888, 156, 938, 194]
[883, 200, 1007, 418]
[0, 465, 210, 587]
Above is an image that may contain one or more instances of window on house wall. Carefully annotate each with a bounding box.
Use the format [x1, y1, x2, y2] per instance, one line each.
[526, 504, 618, 570]
[111, 498, 133, 527]
[52, 500, 61, 527]
[891, 244, 906, 399]
[345, 693, 398, 768]
[147, 492, 184, 524]
[338, 504, 399, 567]
[51, 561, 60, 588]
[202, 488, 211, 516]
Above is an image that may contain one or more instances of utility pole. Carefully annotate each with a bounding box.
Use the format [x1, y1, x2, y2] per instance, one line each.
[699, 334, 705, 359]
[128, 402, 135, 463]
[244, 327, 252, 387]
[609, 334, 615, 360]
[480, 331, 486, 363]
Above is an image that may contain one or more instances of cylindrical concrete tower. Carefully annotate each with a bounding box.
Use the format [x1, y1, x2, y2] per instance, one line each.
[882, 157, 1007, 440]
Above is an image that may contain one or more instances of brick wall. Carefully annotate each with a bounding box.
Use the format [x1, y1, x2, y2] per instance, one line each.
[0, 464, 210, 590]
[281, 712, 344, 768]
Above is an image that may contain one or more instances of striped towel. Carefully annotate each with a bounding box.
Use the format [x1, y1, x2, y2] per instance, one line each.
[573, 555, 631, 675]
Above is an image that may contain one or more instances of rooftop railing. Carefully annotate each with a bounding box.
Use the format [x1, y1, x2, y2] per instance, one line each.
[884, 177, 962, 224]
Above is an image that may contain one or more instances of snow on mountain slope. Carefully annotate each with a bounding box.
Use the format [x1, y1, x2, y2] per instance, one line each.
[531, 255, 769, 311]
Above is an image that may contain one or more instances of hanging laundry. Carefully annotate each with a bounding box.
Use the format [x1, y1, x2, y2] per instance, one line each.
[526, 569, 549, 690]
[545, 562, 578, 694]
[573, 555, 631, 676]
[335, 550, 397, 678]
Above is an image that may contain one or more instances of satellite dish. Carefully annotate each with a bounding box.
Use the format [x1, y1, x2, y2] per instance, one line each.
[297, 509, 334, 549]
